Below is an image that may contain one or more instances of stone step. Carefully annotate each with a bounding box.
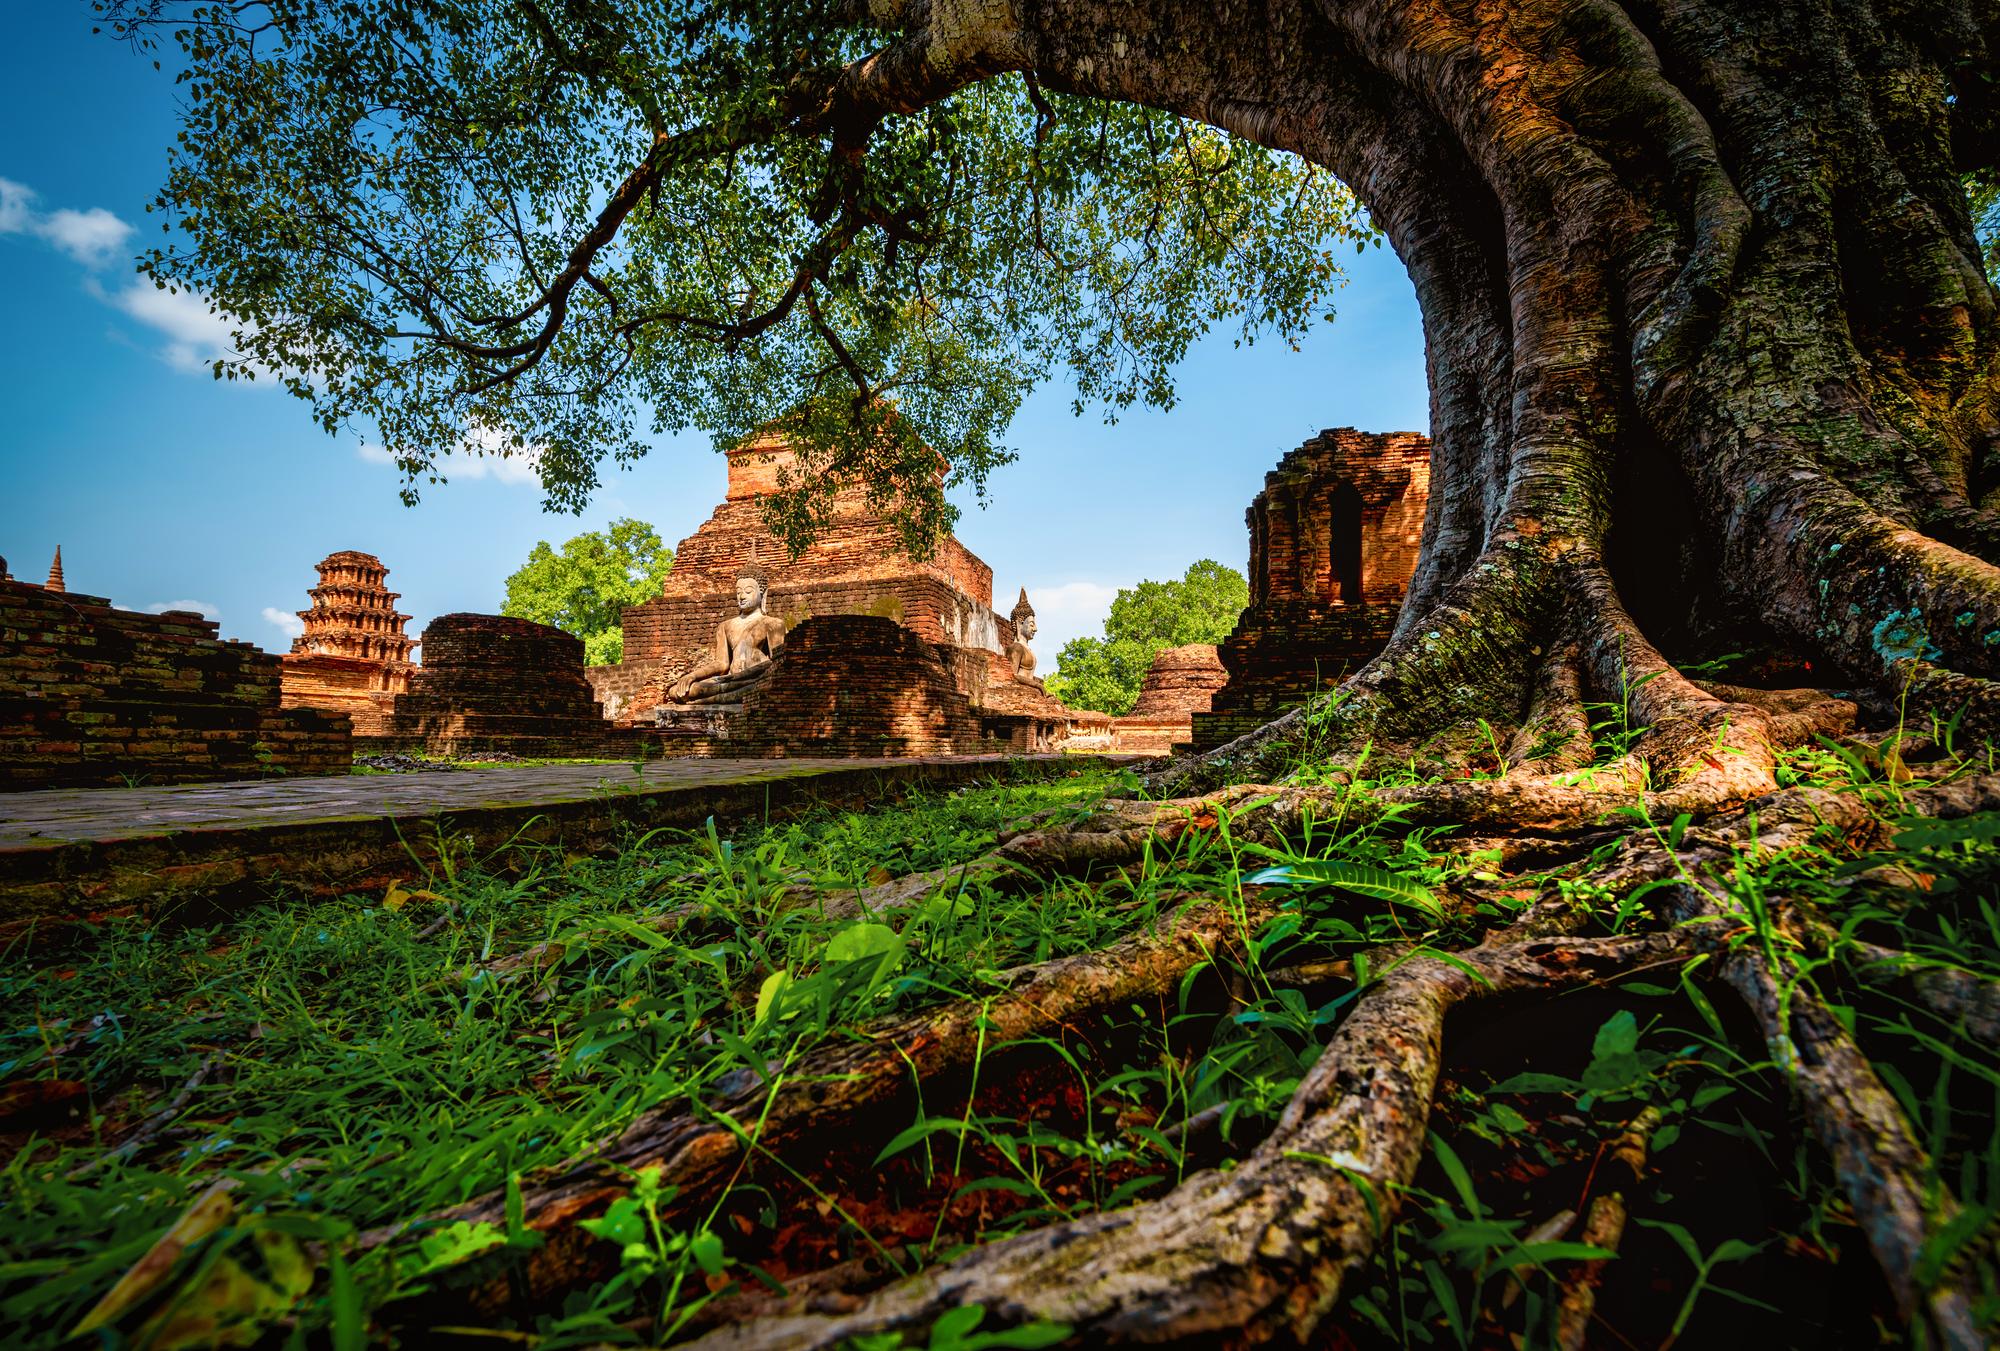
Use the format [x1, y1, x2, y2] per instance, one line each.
[0, 754, 1108, 941]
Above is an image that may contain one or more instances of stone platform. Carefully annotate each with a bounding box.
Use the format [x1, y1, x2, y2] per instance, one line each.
[0, 755, 1105, 934]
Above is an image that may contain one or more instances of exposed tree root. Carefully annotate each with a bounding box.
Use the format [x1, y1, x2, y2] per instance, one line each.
[1850, 943, 2000, 1049]
[1554, 1106, 1660, 1351]
[678, 928, 1691, 1350]
[1672, 885, 1987, 1347]
[390, 770, 2000, 1344]
[364, 896, 1273, 1309]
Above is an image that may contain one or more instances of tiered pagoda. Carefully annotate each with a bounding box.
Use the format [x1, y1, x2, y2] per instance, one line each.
[279, 551, 417, 734]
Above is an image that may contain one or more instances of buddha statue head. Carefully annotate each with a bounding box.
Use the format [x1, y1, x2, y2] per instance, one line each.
[1010, 587, 1037, 643]
[735, 561, 770, 615]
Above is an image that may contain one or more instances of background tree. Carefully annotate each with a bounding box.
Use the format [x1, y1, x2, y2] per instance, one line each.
[1047, 561, 1247, 714]
[500, 517, 672, 664]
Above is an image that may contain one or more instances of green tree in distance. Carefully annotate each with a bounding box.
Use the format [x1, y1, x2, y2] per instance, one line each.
[1046, 561, 1247, 716]
[501, 518, 672, 665]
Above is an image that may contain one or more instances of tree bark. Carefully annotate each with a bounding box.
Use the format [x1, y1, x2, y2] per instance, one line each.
[888, 0, 2000, 806]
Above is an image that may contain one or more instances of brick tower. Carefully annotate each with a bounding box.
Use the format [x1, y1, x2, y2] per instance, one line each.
[1191, 428, 1431, 751]
[279, 551, 417, 733]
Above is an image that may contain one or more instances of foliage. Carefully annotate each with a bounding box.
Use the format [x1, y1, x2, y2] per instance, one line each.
[0, 769, 1143, 1348]
[1045, 560, 1247, 714]
[500, 517, 673, 664]
[102, 0, 1377, 553]
[1970, 170, 2000, 288]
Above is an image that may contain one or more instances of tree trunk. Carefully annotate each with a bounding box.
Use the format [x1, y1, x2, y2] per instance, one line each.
[961, 0, 2000, 805]
[344, 3, 2000, 1344]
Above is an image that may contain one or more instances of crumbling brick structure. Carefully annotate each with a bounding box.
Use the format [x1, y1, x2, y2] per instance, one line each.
[711, 615, 1009, 758]
[1192, 428, 1431, 751]
[280, 551, 417, 735]
[0, 578, 351, 790]
[1113, 644, 1229, 754]
[602, 436, 1012, 719]
[362, 614, 643, 759]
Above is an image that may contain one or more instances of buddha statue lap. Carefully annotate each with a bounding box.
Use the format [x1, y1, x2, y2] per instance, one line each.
[663, 565, 787, 707]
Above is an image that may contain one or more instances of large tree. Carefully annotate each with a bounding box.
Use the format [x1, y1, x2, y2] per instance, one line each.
[102, 0, 2000, 1345]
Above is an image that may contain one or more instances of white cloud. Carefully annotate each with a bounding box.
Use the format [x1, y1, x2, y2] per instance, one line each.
[147, 599, 221, 621]
[262, 606, 305, 639]
[91, 277, 245, 372]
[1, 176, 257, 374]
[0, 177, 133, 266]
[356, 425, 543, 486]
[1021, 579, 1125, 660]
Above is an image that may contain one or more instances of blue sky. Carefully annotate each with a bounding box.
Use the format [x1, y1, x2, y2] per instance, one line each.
[0, 6, 1429, 661]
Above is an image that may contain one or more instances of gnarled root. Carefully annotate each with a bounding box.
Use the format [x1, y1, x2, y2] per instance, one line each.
[1672, 875, 1990, 1346]
[681, 927, 1691, 1350]
[1160, 543, 1864, 838]
[1554, 1107, 1661, 1351]
[364, 895, 1273, 1308]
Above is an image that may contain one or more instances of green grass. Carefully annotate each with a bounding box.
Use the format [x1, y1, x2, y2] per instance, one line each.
[5, 736, 1998, 1348]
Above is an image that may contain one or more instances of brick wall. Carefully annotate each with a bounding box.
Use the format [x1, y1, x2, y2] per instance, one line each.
[1192, 428, 1431, 752]
[368, 613, 646, 758]
[583, 661, 654, 723]
[0, 580, 351, 790]
[724, 615, 1007, 758]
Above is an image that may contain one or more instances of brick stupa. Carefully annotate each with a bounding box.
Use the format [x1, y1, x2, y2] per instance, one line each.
[364, 614, 638, 758]
[587, 433, 1084, 754]
[1112, 644, 1229, 754]
[1193, 428, 1430, 751]
[280, 551, 417, 735]
[606, 436, 1003, 697]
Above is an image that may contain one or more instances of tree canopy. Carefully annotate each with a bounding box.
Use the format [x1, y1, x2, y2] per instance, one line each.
[1046, 561, 1247, 715]
[500, 517, 672, 663]
[104, 0, 1374, 557]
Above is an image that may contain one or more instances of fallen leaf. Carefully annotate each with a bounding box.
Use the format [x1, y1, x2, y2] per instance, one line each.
[74, 1178, 239, 1336]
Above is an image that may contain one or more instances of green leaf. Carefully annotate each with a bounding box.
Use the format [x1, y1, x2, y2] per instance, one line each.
[824, 922, 900, 965]
[579, 1200, 644, 1249]
[328, 1249, 364, 1351]
[1428, 1132, 1481, 1218]
[930, 1304, 986, 1343]
[1487, 1072, 1580, 1095]
[1592, 1011, 1640, 1060]
[754, 968, 792, 1026]
[1243, 861, 1440, 916]
[689, 1229, 726, 1276]
[874, 1117, 971, 1166]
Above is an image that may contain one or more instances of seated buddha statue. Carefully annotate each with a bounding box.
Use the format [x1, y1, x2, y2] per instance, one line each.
[665, 564, 788, 705]
[1005, 588, 1041, 686]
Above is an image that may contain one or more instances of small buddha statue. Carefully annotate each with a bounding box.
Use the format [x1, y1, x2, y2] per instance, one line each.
[1006, 588, 1041, 686]
[667, 563, 788, 704]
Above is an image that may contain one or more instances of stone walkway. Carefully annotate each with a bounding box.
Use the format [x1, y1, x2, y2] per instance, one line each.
[0, 755, 1092, 930]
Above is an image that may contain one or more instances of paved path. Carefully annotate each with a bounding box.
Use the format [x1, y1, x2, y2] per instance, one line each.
[0, 755, 1097, 930]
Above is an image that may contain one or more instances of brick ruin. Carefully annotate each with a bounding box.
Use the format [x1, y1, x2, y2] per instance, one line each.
[592, 434, 1093, 754]
[665, 616, 1003, 757]
[360, 613, 642, 759]
[280, 551, 417, 735]
[1112, 644, 1229, 754]
[607, 436, 1004, 693]
[1192, 428, 1431, 751]
[0, 572, 351, 791]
